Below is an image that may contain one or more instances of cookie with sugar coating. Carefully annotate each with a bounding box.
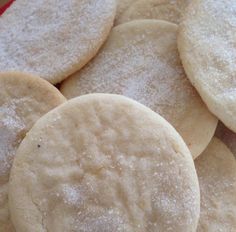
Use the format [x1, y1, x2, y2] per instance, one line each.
[0, 72, 66, 231]
[117, 0, 190, 25]
[178, 0, 236, 133]
[195, 137, 236, 231]
[61, 20, 218, 159]
[9, 94, 200, 232]
[0, 0, 116, 84]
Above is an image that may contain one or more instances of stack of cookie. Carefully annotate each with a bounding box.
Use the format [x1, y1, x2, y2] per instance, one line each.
[0, 0, 235, 231]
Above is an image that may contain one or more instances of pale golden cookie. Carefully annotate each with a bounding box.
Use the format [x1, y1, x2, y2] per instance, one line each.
[178, 0, 236, 133]
[9, 94, 200, 232]
[117, 0, 190, 25]
[0, 0, 116, 84]
[61, 20, 217, 159]
[195, 138, 236, 231]
[0, 72, 66, 231]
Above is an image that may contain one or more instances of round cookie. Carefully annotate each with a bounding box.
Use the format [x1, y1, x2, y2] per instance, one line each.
[0, 0, 116, 84]
[0, 72, 66, 231]
[178, 0, 236, 133]
[195, 138, 236, 231]
[117, 0, 190, 25]
[215, 122, 236, 159]
[9, 94, 200, 232]
[61, 20, 218, 159]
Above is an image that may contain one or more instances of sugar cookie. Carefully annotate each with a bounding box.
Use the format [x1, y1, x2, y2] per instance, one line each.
[9, 94, 200, 232]
[0, 72, 66, 231]
[61, 20, 217, 159]
[178, 0, 236, 133]
[215, 122, 236, 159]
[195, 138, 236, 231]
[117, 0, 190, 25]
[0, 0, 116, 84]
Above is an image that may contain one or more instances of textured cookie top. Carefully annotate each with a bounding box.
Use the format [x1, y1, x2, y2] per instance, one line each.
[178, 0, 236, 132]
[0, 0, 116, 84]
[118, 0, 190, 25]
[9, 94, 200, 232]
[61, 20, 217, 159]
[195, 138, 236, 231]
[0, 72, 66, 231]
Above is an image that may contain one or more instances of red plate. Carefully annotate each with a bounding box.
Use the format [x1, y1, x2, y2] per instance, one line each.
[0, 0, 14, 15]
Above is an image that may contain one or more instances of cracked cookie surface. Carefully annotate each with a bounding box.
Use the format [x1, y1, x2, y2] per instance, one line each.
[9, 94, 200, 232]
